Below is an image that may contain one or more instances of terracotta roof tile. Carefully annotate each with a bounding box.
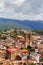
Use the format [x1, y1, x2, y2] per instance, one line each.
[7, 48, 20, 53]
[38, 44, 43, 49]
[22, 49, 28, 53]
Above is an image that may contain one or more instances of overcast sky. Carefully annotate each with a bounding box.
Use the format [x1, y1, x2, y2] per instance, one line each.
[0, 0, 43, 20]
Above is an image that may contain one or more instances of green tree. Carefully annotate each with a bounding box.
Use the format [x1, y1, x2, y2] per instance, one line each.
[27, 46, 35, 52]
[28, 63, 36, 65]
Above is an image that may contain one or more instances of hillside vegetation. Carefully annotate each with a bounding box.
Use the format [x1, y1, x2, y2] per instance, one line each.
[33, 30, 43, 35]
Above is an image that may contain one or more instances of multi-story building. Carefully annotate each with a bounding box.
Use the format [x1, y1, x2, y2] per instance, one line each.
[6, 48, 20, 60]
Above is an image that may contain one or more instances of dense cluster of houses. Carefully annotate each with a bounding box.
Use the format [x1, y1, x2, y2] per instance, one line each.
[0, 29, 43, 65]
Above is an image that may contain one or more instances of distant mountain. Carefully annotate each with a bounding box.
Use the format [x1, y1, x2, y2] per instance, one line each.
[0, 18, 43, 31]
[0, 18, 32, 31]
[18, 20, 43, 30]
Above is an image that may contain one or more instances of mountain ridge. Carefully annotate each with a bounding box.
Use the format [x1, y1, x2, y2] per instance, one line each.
[0, 18, 32, 31]
[0, 18, 43, 30]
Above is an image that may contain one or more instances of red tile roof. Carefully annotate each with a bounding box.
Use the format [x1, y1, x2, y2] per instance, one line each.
[40, 53, 43, 57]
[22, 49, 28, 53]
[37, 44, 43, 49]
[0, 58, 5, 61]
[30, 58, 35, 61]
[7, 48, 20, 53]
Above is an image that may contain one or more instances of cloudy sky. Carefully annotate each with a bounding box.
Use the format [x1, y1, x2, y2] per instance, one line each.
[0, 0, 43, 20]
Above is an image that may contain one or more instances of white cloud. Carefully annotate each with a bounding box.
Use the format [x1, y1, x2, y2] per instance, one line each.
[0, 0, 43, 20]
[0, 0, 5, 8]
[12, 0, 25, 6]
